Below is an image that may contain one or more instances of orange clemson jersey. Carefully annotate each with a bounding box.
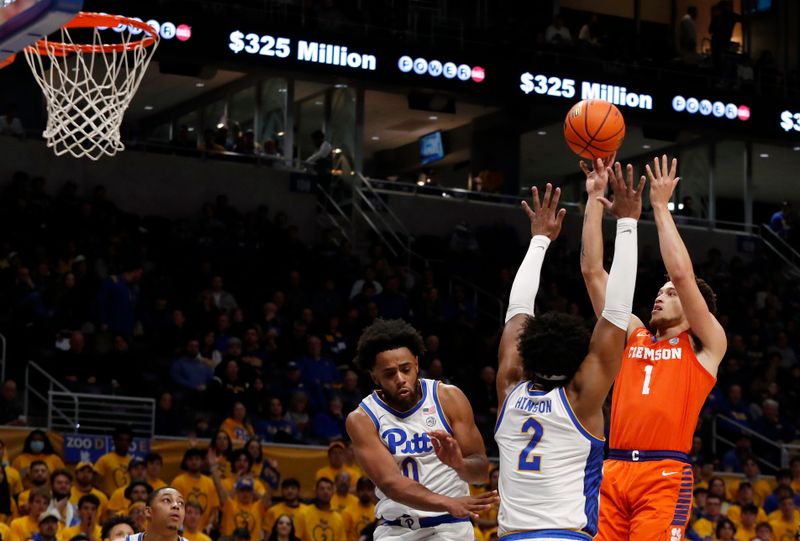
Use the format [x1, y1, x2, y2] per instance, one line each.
[609, 327, 716, 454]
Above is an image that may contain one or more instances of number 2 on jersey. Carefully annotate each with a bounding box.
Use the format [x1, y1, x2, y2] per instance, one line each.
[518, 417, 544, 471]
[641, 365, 653, 395]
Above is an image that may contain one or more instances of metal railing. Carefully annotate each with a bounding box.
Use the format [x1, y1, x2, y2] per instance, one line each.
[316, 184, 352, 242]
[354, 174, 508, 322]
[711, 414, 800, 471]
[24, 361, 75, 429]
[758, 223, 800, 275]
[24, 362, 156, 438]
[48, 392, 156, 438]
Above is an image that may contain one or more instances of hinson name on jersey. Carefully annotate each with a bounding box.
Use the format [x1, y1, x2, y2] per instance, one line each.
[358, 378, 469, 522]
[494, 383, 604, 539]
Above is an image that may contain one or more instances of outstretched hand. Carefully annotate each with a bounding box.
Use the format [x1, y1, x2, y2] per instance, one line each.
[646, 154, 679, 209]
[443, 491, 500, 519]
[429, 430, 464, 473]
[522, 183, 567, 241]
[579, 154, 616, 197]
[597, 162, 646, 220]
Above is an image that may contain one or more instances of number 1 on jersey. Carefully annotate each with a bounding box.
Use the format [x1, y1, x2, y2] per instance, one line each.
[518, 417, 544, 471]
[642, 365, 653, 395]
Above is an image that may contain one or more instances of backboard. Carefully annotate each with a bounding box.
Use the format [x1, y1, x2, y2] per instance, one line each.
[0, 0, 82, 62]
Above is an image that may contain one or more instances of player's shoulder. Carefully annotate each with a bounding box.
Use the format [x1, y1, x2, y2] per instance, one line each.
[431, 380, 465, 400]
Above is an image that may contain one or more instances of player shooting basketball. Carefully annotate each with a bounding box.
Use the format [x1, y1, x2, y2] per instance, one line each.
[580, 155, 727, 541]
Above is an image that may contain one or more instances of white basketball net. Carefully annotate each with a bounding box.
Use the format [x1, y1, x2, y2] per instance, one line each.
[23, 18, 158, 161]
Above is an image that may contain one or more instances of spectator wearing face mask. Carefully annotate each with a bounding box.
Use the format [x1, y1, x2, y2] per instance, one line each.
[12, 430, 64, 481]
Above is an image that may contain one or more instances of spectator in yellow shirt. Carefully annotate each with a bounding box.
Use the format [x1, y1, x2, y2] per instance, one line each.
[735, 504, 760, 541]
[18, 461, 51, 514]
[99, 515, 134, 541]
[105, 481, 152, 521]
[243, 440, 268, 481]
[70, 463, 108, 520]
[94, 428, 134, 496]
[768, 496, 800, 541]
[127, 501, 147, 532]
[219, 450, 267, 498]
[791, 457, 800, 495]
[59, 494, 101, 541]
[716, 518, 738, 541]
[692, 488, 709, 523]
[300, 478, 346, 541]
[105, 458, 149, 519]
[709, 477, 732, 515]
[181, 502, 211, 541]
[755, 521, 773, 541]
[262, 479, 307, 539]
[221, 401, 255, 444]
[476, 468, 500, 535]
[171, 449, 219, 531]
[10, 487, 51, 541]
[0, 439, 23, 497]
[31, 509, 61, 541]
[330, 473, 356, 513]
[764, 473, 800, 515]
[728, 458, 773, 507]
[728, 482, 769, 526]
[50, 469, 78, 527]
[265, 514, 301, 541]
[341, 477, 376, 541]
[12, 431, 64, 482]
[211, 452, 267, 541]
[143, 454, 166, 491]
[315, 443, 357, 492]
[692, 494, 725, 540]
[207, 432, 233, 480]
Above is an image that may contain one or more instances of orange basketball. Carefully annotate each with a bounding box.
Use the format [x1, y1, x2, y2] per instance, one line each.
[563, 99, 626, 161]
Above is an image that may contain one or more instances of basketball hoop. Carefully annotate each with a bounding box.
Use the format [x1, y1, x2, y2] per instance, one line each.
[22, 13, 159, 160]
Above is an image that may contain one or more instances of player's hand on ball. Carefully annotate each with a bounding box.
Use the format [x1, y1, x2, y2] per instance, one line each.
[522, 183, 567, 241]
[429, 430, 464, 472]
[597, 162, 646, 220]
[444, 491, 499, 519]
[579, 155, 615, 197]
[646, 154, 680, 210]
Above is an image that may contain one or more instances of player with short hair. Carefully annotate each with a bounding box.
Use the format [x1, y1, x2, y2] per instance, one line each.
[123, 487, 187, 541]
[495, 178, 640, 540]
[346, 318, 498, 540]
[581, 156, 727, 541]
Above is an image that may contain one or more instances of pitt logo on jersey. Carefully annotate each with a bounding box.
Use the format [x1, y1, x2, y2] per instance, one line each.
[626, 346, 683, 361]
[381, 429, 433, 455]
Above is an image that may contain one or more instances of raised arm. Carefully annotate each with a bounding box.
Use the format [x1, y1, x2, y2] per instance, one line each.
[428, 383, 490, 484]
[208, 455, 229, 507]
[579, 158, 612, 318]
[647, 155, 727, 373]
[497, 184, 566, 406]
[569, 169, 643, 431]
[345, 409, 497, 518]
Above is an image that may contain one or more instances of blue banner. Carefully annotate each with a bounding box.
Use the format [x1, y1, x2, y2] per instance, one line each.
[63, 434, 151, 464]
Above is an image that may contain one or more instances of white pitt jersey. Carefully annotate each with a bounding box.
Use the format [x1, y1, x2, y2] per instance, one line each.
[359, 378, 470, 521]
[494, 382, 604, 539]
